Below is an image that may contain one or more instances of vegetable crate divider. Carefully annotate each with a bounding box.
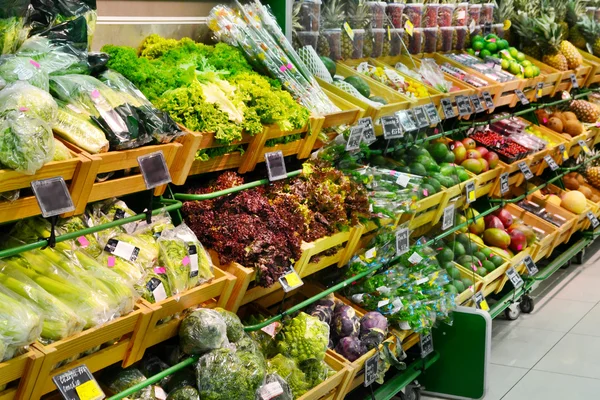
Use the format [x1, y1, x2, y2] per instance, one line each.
[528, 181, 594, 232]
[219, 223, 370, 313]
[522, 194, 578, 246]
[0, 145, 94, 224]
[554, 63, 593, 94]
[584, 124, 600, 148]
[29, 304, 154, 400]
[529, 125, 570, 176]
[408, 190, 450, 231]
[342, 58, 444, 107]
[66, 142, 182, 204]
[321, 89, 365, 128]
[473, 168, 502, 199]
[577, 50, 600, 87]
[0, 349, 44, 400]
[504, 203, 559, 262]
[491, 156, 534, 197]
[130, 267, 236, 365]
[452, 262, 484, 306]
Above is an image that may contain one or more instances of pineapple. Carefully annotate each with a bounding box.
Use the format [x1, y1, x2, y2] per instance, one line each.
[566, 0, 586, 46]
[578, 16, 600, 56]
[495, 0, 514, 42]
[513, 12, 542, 59]
[531, 16, 570, 70]
[291, 2, 303, 50]
[319, 0, 345, 57]
[585, 165, 600, 188]
[560, 40, 584, 68]
[571, 100, 600, 123]
[317, 35, 331, 56]
[342, 0, 369, 59]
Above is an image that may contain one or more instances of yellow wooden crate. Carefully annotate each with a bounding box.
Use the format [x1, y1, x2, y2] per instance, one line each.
[300, 353, 353, 400]
[578, 49, 600, 87]
[491, 156, 534, 197]
[552, 62, 593, 94]
[523, 56, 563, 98]
[567, 130, 589, 160]
[408, 190, 450, 230]
[452, 263, 485, 306]
[528, 125, 570, 176]
[0, 349, 44, 400]
[0, 143, 94, 223]
[473, 168, 502, 198]
[521, 196, 578, 246]
[322, 89, 365, 128]
[506, 203, 560, 262]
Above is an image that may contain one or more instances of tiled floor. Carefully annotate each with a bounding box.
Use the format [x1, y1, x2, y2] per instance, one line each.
[423, 241, 600, 400]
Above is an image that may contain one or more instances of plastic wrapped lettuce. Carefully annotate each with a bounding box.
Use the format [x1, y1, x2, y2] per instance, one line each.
[103, 367, 148, 396]
[0, 0, 31, 55]
[30, 0, 97, 46]
[56, 215, 103, 257]
[0, 283, 42, 351]
[214, 307, 244, 343]
[0, 110, 55, 174]
[53, 101, 109, 153]
[179, 308, 228, 355]
[17, 33, 89, 75]
[0, 81, 57, 121]
[255, 373, 293, 400]
[49, 74, 153, 150]
[0, 56, 49, 90]
[136, 268, 172, 304]
[167, 386, 200, 400]
[53, 138, 72, 161]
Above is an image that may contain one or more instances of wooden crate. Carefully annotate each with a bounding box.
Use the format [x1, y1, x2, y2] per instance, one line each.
[568, 129, 590, 159]
[523, 56, 563, 98]
[71, 142, 181, 204]
[299, 353, 352, 400]
[503, 203, 559, 261]
[528, 125, 570, 176]
[30, 304, 154, 400]
[473, 168, 502, 198]
[0, 146, 94, 223]
[131, 267, 236, 364]
[520, 196, 578, 246]
[491, 156, 534, 197]
[452, 262, 485, 306]
[322, 89, 365, 128]
[342, 58, 444, 106]
[553, 63, 593, 94]
[409, 190, 450, 230]
[0, 349, 44, 400]
[578, 50, 600, 87]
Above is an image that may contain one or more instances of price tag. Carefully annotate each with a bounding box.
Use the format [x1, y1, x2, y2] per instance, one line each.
[154, 387, 168, 400]
[442, 204, 455, 231]
[138, 151, 172, 189]
[279, 268, 304, 292]
[359, 117, 377, 144]
[261, 321, 281, 338]
[424, 103, 441, 125]
[440, 98, 456, 119]
[381, 115, 403, 139]
[104, 239, 140, 262]
[364, 247, 377, 260]
[544, 155, 559, 171]
[578, 139, 592, 156]
[396, 174, 410, 188]
[364, 354, 379, 387]
[346, 125, 363, 151]
[500, 172, 510, 195]
[482, 91, 495, 109]
[483, 22, 492, 35]
[397, 110, 417, 132]
[456, 95, 473, 117]
[259, 382, 285, 400]
[465, 181, 476, 204]
[343, 22, 354, 40]
[408, 252, 423, 264]
[505, 267, 524, 288]
[470, 94, 485, 113]
[570, 73, 579, 89]
[265, 151, 288, 181]
[412, 106, 430, 128]
[146, 277, 167, 301]
[419, 333, 434, 358]
[514, 89, 529, 105]
[473, 292, 489, 311]
[31, 177, 75, 218]
[405, 20, 414, 36]
[523, 255, 539, 276]
[53, 364, 105, 400]
[518, 162, 534, 180]
[587, 211, 600, 229]
[559, 144, 569, 161]
[396, 228, 410, 256]
[535, 82, 544, 100]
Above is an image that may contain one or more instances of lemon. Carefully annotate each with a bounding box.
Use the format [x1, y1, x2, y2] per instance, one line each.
[501, 59, 510, 70]
[524, 66, 534, 78]
[509, 61, 521, 75]
[521, 60, 532, 67]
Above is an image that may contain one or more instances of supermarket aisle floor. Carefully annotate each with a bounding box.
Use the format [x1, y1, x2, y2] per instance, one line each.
[423, 241, 600, 400]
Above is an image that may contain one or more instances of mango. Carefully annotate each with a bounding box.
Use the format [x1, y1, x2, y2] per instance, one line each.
[466, 233, 484, 246]
[466, 209, 485, 235]
[461, 158, 483, 174]
[483, 228, 511, 249]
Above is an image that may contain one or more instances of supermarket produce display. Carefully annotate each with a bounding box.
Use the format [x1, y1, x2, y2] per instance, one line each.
[4, 0, 600, 399]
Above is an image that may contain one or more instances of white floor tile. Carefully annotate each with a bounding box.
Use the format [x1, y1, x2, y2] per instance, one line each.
[482, 364, 528, 400]
[495, 297, 595, 333]
[502, 370, 600, 400]
[571, 302, 600, 337]
[549, 273, 600, 303]
[491, 324, 564, 368]
[534, 333, 600, 380]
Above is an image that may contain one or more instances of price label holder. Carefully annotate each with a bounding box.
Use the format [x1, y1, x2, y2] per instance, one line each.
[570, 73, 579, 89]
[397, 110, 417, 132]
[440, 98, 456, 119]
[346, 125, 364, 151]
[278, 267, 304, 292]
[381, 115, 403, 139]
[53, 364, 105, 400]
[138, 151, 172, 224]
[396, 228, 410, 256]
[578, 139, 592, 156]
[559, 144, 569, 161]
[31, 177, 76, 248]
[259, 382, 284, 400]
[587, 211, 600, 229]
[424, 103, 441, 125]
[535, 82, 544, 100]
[506, 267, 524, 289]
[523, 255, 539, 276]
[359, 117, 377, 145]
[265, 150, 288, 182]
[412, 106, 430, 128]
[456, 95, 473, 117]
[500, 172, 510, 195]
[518, 161, 534, 181]
[465, 181, 476, 204]
[473, 292, 490, 311]
[470, 94, 485, 113]
[514, 89, 529, 105]
[482, 91, 495, 110]
[442, 204, 455, 231]
[419, 332, 434, 359]
[544, 155, 559, 171]
[483, 22, 493, 35]
[364, 353, 379, 387]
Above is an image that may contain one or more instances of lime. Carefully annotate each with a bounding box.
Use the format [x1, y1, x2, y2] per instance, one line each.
[437, 247, 455, 263]
[467, 48, 476, 55]
[497, 39, 509, 50]
[444, 284, 459, 294]
[453, 280, 466, 293]
[480, 49, 491, 58]
[472, 35, 484, 43]
[509, 47, 519, 58]
[473, 251, 486, 262]
[509, 61, 521, 75]
[524, 66, 534, 78]
[473, 40, 485, 51]
[480, 247, 493, 258]
[485, 42, 498, 53]
[444, 151, 456, 163]
[482, 260, 496, 272]
[429, 142, 450, 162]
[491, 255, 505, 267]
[501, 59, 510, 70]
[516, 52, 526, 62]
[532, 65, 541, 76]
[521, 60, 532, 67]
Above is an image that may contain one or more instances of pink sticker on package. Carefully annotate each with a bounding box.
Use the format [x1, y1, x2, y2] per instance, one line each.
[154, 266, 167, 274]
[77, 236, 90, 248]
[29, 59, 40, 68]
[182, 256, 190, 266]
[91, 89, 100, 98]
[107, 256, 115, 267]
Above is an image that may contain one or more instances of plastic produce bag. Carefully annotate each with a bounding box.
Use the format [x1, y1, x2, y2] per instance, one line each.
[54, 100, 109, 153]
[136, 268, 172, 304]
[56, 215, 103, 257]
[255, 373, 293, 400]
[0, 109, 55, 174]
[0, 0, 31, 55]
[103, 367, 148, 396]
[0, 283, 42, 350]
[0, 55, 49, 90]
[419, 58, 452, 93]
[99, 70, 182, 144]
[52, 138, 72, 160]
[49, 74, 153, 150]
[30, 0, 97, 46]
[166, 386, 199, 400]
[214, 307, 244, 343]
[0, 81, 58, 121]
[266, 354, 311, 398]
[179, 308, 228, 355]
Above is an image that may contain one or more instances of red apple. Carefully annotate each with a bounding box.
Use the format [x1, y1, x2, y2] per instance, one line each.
[483, 151, 499, 169]
[484, 215, 505, 230]
[453, 146, 467, 164]
[462, 137, 476, 150]
[466, 149, 481, 160]
[475, 146, 489, 157]
[494, 209, 514, 229]
[479, 158, 489, 172]
[508, 229, 528, 252]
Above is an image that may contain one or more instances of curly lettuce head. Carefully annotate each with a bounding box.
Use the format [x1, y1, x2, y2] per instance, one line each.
[0, 81, 58, 122]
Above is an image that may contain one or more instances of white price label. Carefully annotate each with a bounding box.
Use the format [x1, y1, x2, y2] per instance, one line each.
[396, 228, 410, 256]
[506, 267, 524, 288]
[442, 205, 455, 230]
[408, 252, 423, 264]
[346, 125, 363, 151]
[544, 155, 559, 171]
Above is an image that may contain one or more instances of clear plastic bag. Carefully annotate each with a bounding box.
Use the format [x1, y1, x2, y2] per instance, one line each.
[52, 138, 72, 161]
[54, 100, 109, 154]
[419, 58, 452, 93]
[0, 0, 31, 55]
[0, 81, 58, 121]
[0, 55, 49, 90]
[179, 308, 228, 355]
[255, 373, 293, 400]
[17, 33, 89, 75]
[0, 283, 42, 351]
[30, 0, 97, 46]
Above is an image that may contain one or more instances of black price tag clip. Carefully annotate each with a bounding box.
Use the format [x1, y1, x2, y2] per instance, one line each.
[138, 151, 172, 224]
[31, 177, 75, 249]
